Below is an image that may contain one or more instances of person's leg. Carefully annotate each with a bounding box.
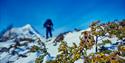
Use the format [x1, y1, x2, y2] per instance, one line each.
[48, 28, 52, 38]
[49, 30, 52, 38]
[46, 29, 49, 39]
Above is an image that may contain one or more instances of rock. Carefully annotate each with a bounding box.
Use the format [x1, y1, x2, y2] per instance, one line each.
[53, 34, 64, 43]
[74, 28, 81, 32]
[18, 54, 27, 57]
[0, 47, 8, 52]
[112, 42, 120, 45]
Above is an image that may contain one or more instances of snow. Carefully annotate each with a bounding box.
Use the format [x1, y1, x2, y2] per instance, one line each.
[22, 24, 44, 42]
[0, 52, 11, 63]
[0, 24, 120, 63]
[74, 59, 84, 63]
[44, 37, 59, 57]
[0, 52, 9, 60]
[43, 54, 54, 63]
[0, 40, 15, 48]
[14, 53, 37, 63]
[64, 28, 90, 47]
[42, 29, 91, 63]
[8, 55, 19, 62]
[0, 24, 46, 63]
[64, 32, 81, 47]
[86, 45, 96, 56]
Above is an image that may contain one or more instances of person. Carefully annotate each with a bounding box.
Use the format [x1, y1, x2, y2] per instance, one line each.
[43, 19, 53, 39]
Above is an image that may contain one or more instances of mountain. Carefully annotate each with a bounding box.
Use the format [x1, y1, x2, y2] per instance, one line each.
[1, 24, 42, 41]
[0, 24, 46, 63]
[0, 23, 124, 63]
[0, 24, 90, 63]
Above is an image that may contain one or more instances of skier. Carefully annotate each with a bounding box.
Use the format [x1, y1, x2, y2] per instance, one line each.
[43, 19, 53, 39]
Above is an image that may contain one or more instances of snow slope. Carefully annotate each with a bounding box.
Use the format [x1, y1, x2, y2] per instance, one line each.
[43, 29, 90, 63]
[44, 28, 119, 63]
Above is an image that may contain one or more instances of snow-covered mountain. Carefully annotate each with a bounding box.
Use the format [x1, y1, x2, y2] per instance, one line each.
[0, 24, 90, 63]
[0, 24, 121, 63]
[1, 24, 43, 41]
[0, 24, 46, 63]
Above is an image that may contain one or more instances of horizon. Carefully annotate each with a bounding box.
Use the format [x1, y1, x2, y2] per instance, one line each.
[0, 0, 125, 36]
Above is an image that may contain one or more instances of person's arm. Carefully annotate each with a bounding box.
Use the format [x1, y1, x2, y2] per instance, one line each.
[51, 22, 53, 27]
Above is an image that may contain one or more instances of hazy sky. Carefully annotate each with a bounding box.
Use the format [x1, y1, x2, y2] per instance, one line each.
[0, 0, 125, 36]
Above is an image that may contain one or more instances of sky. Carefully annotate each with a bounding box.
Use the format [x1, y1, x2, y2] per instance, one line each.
[0, 0, 125, 36]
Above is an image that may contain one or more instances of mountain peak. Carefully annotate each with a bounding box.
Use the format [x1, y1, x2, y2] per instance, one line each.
[22, 24, 32, 30]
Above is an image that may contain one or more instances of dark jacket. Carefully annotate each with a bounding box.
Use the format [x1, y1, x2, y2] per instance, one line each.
[44, 19, 53, 29]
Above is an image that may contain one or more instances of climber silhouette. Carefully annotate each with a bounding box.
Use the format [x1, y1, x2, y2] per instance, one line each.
[43, 19, 53, 39]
